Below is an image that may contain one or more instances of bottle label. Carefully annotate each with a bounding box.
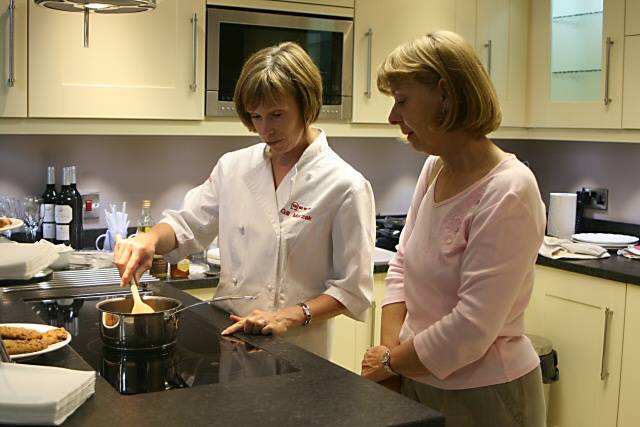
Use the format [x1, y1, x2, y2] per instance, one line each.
[54, 205, 73, 223]
[43, 223, 56, 239]
[56, 224, 70, 241]
[177, 258, 190, 273]
[43, 204, 55, 222]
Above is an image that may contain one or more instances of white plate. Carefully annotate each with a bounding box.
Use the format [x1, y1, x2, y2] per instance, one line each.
[572, 233, 639, 245]
[0, 323, 71, 360]
[0, 218, 24, 233]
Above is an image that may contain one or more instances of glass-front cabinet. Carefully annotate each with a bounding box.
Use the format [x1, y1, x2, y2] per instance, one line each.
[528, 0, 624, 128]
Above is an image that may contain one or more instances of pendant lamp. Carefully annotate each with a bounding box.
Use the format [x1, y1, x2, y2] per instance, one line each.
[34, 1, 157, 47]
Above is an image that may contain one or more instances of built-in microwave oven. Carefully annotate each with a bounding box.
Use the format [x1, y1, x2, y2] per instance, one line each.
[206, 7, 353, 121]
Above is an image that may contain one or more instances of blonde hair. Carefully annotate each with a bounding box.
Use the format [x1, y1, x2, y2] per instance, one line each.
[234, 42, 323, 132]
[377, 30, 501, 136]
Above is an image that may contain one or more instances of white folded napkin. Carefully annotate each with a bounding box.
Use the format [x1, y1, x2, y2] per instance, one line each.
[0, 363, 95, 425]
[0, 242, 59, 280]
[539, 236, 610, 260]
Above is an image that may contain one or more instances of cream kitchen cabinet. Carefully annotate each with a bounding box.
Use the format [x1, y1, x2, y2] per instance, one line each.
[617, 284, 640, 427]
[527, 0, 625, 128]
[0, 0, 27, 117]
[351, 0, 475, 124]
[622, 35, 640, 128]
[28, 0, 205, 120]
[476, 0, 528, 127]
[525, 266, 626, 427]
[330, 272, 386, 373]
[626, 0, 640, 36]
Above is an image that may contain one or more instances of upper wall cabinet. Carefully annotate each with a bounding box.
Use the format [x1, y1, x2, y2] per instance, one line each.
[351, 0, 475, 124]
[476, 0, 529, 127]
[528, 0, 625, 128]
[626, 0, 640, 36]
[0, 0, 27, 118]
[623, 2, 640, 128]
[28, 0, 205, 120]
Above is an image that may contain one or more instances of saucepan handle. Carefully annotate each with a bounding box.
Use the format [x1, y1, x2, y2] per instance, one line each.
[165, 295, 256, 319]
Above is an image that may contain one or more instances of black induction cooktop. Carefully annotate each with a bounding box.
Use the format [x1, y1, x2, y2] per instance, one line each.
[27, 292, 298, 395]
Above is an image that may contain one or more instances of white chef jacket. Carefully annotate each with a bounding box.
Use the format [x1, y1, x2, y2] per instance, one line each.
[160, 130, 375, 358]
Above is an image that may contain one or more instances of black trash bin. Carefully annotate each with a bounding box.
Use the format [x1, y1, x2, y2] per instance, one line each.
[526, 334, 559, 409]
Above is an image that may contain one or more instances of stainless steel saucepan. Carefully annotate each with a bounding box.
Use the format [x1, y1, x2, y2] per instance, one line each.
[96, 295, 255, 350]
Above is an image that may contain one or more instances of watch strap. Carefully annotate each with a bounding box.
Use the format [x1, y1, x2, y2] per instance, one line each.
[296, 302, 312, 326]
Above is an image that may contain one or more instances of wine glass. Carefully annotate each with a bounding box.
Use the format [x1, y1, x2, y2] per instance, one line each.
[22, 196, 43, 243]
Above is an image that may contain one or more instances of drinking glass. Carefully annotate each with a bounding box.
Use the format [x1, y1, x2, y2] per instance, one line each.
[22, 196, 43, 243]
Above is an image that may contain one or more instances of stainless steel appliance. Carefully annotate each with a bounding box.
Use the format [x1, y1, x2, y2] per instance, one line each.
[206, 7, 353, 120]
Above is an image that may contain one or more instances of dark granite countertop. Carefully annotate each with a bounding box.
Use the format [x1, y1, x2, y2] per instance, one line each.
[536, 254, 640, 285]
[0, 282, 443, 427]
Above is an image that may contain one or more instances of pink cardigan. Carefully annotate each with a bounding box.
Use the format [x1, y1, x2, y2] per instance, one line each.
[383, 155, 546, 390]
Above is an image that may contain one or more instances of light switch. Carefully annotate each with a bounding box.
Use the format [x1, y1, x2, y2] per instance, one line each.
[82, 192, 100, 219]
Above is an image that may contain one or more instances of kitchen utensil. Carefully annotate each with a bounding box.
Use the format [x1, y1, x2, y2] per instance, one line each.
[0, 337, 12, 363]
[169, 295, 256, 317]
[96, 295, 256, 350]
[129, 276, 154, 314]
[114, 233, 154, 314]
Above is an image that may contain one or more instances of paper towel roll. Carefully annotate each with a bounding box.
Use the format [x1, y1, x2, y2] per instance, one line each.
[547, 193, 577, 238]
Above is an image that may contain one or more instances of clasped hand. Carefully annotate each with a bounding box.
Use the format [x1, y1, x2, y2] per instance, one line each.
[361, 345, 395, 383]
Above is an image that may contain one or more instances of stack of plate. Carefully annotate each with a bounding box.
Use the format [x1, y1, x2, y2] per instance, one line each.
[571, 233, 639, 249]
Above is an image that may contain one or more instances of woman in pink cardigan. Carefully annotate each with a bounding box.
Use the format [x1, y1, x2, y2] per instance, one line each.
[361, 31, 547, 427]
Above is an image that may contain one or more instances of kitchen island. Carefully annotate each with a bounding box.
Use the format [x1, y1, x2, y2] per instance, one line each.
[0, 281, 444, 427]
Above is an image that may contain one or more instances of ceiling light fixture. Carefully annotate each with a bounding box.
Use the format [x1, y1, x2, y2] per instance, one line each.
[34, 0, 157, 48]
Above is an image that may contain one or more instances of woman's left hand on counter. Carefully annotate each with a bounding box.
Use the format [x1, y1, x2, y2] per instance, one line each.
[361, 345, 395, 383]
[221, 307, 303, 337]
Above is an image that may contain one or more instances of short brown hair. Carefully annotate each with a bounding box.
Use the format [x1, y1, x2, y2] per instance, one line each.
[234, 42, 323, 132]
[377, 30, 502, 136]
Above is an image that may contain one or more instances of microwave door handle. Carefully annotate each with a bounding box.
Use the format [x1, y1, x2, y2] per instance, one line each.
[365, 28, 372, 98]
[190, 12, 198, 92]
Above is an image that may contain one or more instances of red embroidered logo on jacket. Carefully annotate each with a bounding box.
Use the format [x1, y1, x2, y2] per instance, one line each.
[280, 201, 312, 221]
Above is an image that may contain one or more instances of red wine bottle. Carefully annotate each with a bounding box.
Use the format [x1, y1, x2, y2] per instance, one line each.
[41, 166, 58, 242]
[54, 168, 72, 246]
[68, 166, 83, 249]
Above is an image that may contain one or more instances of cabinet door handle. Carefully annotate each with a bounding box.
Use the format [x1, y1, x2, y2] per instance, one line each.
[604, 36, 614, 106]
[369, 300, 376, 347]
[364, 28, 373, 98]
[600, 307, 613, 380]
[190, 13, 198, 92]
[7, 0, 15, 87]
[484, 39, 492, 76]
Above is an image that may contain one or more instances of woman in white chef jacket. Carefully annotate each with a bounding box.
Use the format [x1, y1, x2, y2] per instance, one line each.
[114, 42, 376, 358]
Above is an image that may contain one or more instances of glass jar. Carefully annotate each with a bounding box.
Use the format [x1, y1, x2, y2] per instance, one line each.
[170, 257, 190, 279]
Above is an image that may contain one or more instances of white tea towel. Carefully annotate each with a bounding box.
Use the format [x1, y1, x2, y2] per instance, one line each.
[539, 236, 610, 260]
[0, 363, 95, 425]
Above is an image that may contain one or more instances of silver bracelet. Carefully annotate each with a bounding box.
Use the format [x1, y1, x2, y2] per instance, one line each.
[296, 302, 312, 326]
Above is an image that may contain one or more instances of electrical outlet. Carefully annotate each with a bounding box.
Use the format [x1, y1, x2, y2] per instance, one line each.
[82, 192, 101, 219]
[587, 188, 608, 211]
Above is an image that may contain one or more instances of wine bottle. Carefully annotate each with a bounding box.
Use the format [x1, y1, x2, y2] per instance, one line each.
[68, 166, 84, 249]
[54, 168, 73, 246]
[41, 166, 58, 242]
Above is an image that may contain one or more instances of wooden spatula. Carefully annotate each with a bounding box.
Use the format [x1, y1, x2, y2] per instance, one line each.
[115, 234, 154, 314]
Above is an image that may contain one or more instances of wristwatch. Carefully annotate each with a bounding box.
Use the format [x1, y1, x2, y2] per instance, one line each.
[381, 348, 397, 376]
[296, 302, 312, 326]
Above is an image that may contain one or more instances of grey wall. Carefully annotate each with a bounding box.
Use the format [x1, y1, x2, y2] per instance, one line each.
[2, 134, 639, 227]
[0, 134, 426, 229]
[496, 139, 640, 224]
